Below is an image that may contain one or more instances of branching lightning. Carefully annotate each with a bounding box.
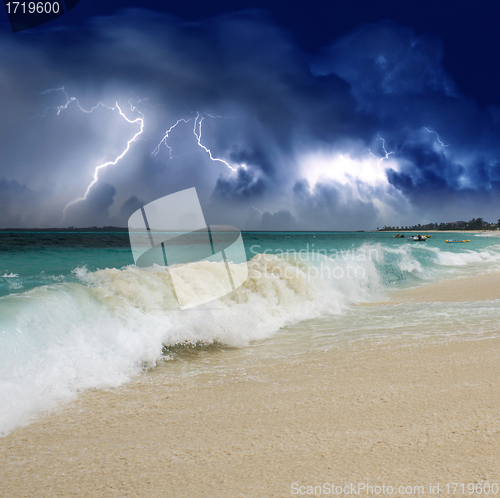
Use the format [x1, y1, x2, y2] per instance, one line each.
[193, 113, 236, 172]
[367, 136, 394, 165]
[423, 127, 449, 147]
[153, 112, 236, 172]
[36, 87, 115, 116]
[61, 101, 144, 221]
[151, 118, 191, 158]
[37, 88, 146, 223]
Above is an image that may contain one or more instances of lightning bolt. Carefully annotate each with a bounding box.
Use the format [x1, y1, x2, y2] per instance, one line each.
[248, 205, 263, 214]
[37, 87, 145, 223]
[62, 102, 144, 221]
[153, 112, 236, 172]
[193, 113, 236, 172]
[151, 118, 191, 158]
[423, 127, 449, 147]
[36, 87, 115, 116]
[367, 136, 394, 165]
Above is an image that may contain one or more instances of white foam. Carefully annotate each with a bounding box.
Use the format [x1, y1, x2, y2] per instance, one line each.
[432, 247, 500, 266]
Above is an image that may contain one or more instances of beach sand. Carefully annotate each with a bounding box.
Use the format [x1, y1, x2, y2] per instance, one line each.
[2, 273, 500, 497]
[392, 270, 500, 303]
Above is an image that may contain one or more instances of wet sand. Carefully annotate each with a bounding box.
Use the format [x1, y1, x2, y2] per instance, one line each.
[2, 273, 500, 497]
[394, 270, 500, 303]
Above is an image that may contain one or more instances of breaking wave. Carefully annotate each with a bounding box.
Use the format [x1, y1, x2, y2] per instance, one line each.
[1, 241, 500, 435]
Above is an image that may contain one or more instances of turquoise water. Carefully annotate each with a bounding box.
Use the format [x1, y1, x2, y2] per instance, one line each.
[2, 231, 500, 296]
[1, 230, 500, 435]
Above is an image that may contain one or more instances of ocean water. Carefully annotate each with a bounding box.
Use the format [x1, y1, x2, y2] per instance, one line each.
[1, 230, 500, 435]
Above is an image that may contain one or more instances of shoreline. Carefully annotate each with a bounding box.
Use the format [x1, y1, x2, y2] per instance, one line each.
[383, 270, 500, 303]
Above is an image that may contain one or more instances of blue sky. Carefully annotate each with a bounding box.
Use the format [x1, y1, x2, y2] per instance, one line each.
[1, 1, 499, 229]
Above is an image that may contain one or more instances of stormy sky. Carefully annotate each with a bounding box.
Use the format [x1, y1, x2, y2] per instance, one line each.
[1, 1, 499, 230]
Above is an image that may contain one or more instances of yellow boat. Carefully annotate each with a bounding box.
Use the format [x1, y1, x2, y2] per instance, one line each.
[445, 240, 470, 243]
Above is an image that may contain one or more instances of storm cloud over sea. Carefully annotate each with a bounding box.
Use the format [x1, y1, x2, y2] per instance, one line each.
[1, 10, 499, 229]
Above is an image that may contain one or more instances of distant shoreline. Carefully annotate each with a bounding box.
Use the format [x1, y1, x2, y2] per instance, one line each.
[378, 229, 499, 234]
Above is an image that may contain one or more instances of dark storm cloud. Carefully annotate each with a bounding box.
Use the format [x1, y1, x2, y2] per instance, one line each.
[386, 145, 459, 194]
[258, 210, 297, 231]
[0, 180, 33, 228]
[311, 21, 500, 223]
[313, 22, 457, 99]
[292, 179, 385, 231]
[0, 179, 56, 228]
[228, 146, 275, 178]
[64, 182, 117, 227]
[213, 167, 267, 201]
[1, 11, 499, 228]
[119, 195, 144, 220]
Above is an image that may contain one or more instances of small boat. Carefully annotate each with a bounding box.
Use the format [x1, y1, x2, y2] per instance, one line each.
[394, 234, 405, 238]
[409, 235, 428, 241]
[445, 239, 471, 243]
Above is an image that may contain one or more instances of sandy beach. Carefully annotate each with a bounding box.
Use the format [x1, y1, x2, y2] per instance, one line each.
[2, 273, 500, 497]
[390, 270, 500, 303]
